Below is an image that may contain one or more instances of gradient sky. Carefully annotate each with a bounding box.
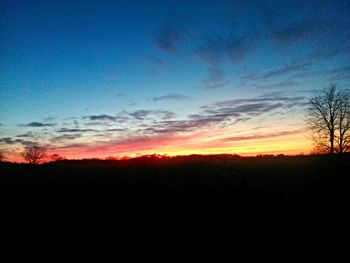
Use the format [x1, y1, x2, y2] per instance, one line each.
[1, 0, 349, 161]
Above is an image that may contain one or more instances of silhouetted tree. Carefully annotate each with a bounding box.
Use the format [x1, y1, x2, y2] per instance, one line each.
[307, 83, 350, 154]
[336, 90, 350, 153]
[105, 156, 117, 161]
[49, 153, 65, 162]
[22, 146, 46, 164]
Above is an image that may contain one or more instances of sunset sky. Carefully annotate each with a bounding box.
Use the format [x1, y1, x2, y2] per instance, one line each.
[1, 0, 349, 162]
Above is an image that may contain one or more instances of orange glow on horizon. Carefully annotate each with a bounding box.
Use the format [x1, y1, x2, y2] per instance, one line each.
[5, 130, 312, 163]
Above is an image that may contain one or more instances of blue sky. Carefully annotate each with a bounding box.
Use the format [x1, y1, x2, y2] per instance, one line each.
[0, 0, 349, 160]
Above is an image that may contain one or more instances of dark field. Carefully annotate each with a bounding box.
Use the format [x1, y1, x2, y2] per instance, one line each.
[1, 154, 348, 259]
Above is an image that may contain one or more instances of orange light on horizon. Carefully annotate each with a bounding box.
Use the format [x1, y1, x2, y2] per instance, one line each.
[5, 130, 312, 163]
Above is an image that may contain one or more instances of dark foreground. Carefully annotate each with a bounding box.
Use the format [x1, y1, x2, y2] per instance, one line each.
[1, 154, 349, 259]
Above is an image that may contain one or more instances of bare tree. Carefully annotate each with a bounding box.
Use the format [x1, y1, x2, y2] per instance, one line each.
[22, 146, 46, 164]
[49, 153, 65, 162]
[336, 90, 350, 153]
[307, 83, 350, 154]
[105, 156, 117, 161]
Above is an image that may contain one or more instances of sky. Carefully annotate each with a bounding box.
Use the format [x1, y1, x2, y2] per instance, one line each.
[0, 0, 349, 162]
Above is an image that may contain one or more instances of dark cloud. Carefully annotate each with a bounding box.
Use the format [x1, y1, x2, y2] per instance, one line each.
[106, 128, 126, 132]
[220, 130, 303, 143]
[44, 116, 55, 122]
[308, 37, 350, 60]
[129, 110, 152, 120]
[242, 62, 312, 81]
[57, 128, 97, 133]
[271, 20, 317, 45]
[19, 122, 56, 127]
[144, 96, 306, 136]
[129, 110, 176, 120]
[0, 137, 38, 147]
[330, 72, 350, 82]
[56, 143, 86, 149]
[1, 95, 308, 153]
[146, 106, 258, 135]
[201, 103, 284, 118]
[253, 81, 299, 90]
[158, 111, 177, 120]
[258, 91, 286, 98]
[204, 66, 230, 89]
[83, 114, 129, 126]
[16, 132, 33, 138]
[284, 101, 309, 110]
[53, 134, 82, 141]
[85, 114, 121, 122]
[292, 65, 350, 80]
[193, 1, 350, 72]
[84, 122, 112, 126]
[195, 32, 260, 65]
[226, 32, 261, 63]
[202, 97, 305, 109]
[155, 26, 184, 54]
[145, 116, 239, 135]
[0, 138, 17, 145]
[43, 96, 306, 144]
[83, 110, 176, 129]
[195, 37, 226, 65]
[152, 93, 193, 102]
[193, 2, 345, 66]
[16, 139, 39, 148]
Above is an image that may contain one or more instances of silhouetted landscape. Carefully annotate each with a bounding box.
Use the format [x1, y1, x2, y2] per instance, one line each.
[1, 154, 348, 259]
[1, 0, 349, 259]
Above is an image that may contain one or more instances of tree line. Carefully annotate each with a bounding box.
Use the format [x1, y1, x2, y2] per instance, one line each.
[0, 147, 65, 164]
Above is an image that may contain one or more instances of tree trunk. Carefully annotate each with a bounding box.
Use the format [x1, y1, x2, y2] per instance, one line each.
[330, 132, 334, 154]
[339, 138, 343, 153]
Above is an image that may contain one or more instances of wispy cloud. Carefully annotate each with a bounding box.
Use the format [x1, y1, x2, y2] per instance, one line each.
[242, 62, 312, 80]
[129, 110, 176, 120]
[271, 20, 317, 45]
[155, 26, 184, 54]
[57, 128, 97, 133]
[203, 66, 230, 89]
[3, 93, 310, 160]
[195, 37, 226, 65]
[83, 114, 128, 124]
[85, 114, 121, 122]
[202, 97, 305, 109]
[144, 96, 306, 135]
[0, 138, 17, 145]
[106, 128, 126, 132]
[292, 65, 350, 80]
[220, 130, 303, 143]
[253, 80, 299, 90]
[195, 31, 260, 66]
[16, 132, 34, 138]
[308, 38, 350, 60]
[19, 122, 56, 127]
[0, 137, 39, 147]
[330, 72, 350, 82]
[53, 134, 82, 141]
[151, 93, 193, 102]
